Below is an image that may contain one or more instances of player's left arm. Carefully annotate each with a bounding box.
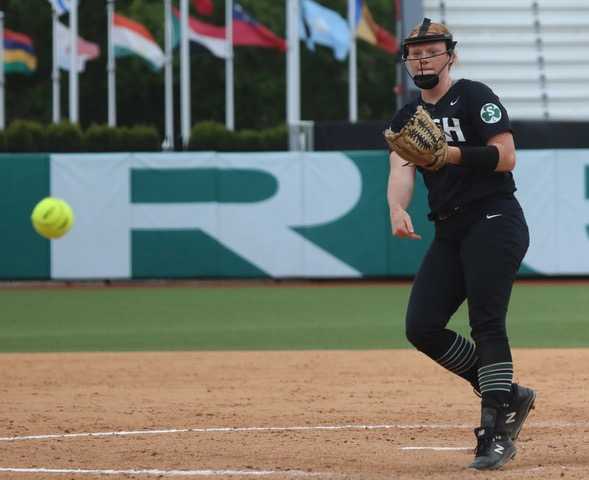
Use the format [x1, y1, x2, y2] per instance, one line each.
[446, 81, 516, 173]
[446, 132, 515, 172]
[485, 132, 516, 172]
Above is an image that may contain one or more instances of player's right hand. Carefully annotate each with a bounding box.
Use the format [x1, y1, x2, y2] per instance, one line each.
[390, 207, 422, 240]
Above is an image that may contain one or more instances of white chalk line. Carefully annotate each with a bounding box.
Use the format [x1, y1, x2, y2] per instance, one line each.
[1, 421, 587, 443]
[1, 424, 458, 442]
[0, 468, 324, 477]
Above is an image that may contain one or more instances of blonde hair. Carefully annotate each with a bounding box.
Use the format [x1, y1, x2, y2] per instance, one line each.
[409, 21, 452, 39]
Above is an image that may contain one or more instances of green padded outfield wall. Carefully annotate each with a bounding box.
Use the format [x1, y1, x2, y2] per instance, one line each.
[0, 154, 50, 279]
[2, 150, 589, 279]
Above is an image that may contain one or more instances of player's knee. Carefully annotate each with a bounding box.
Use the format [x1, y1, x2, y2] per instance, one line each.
[472, 327, 508, 345]
[405, 323, 431, 349]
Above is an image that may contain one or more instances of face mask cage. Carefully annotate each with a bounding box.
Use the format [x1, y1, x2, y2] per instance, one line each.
[404, 50, 452, 63]
[401, 18, 457, 62]
[400, 19, 457, 89]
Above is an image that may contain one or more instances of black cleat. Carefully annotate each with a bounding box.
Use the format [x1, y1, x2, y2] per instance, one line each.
[469, 427, 517, 470]
[504, 384, 536, 442]
[469, 406, 517, 470]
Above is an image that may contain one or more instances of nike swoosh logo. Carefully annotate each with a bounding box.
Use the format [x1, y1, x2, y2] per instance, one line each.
[486, 214, 503, 219]
[450, 97, 460, 106]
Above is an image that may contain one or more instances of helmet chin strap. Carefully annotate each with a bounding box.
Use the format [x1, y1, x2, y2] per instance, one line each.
[400, 18, 457, 91]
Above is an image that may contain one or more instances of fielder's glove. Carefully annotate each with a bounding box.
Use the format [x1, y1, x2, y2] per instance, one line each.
[383, 106, 448, 171]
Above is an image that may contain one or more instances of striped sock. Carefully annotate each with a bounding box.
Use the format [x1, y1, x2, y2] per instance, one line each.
[478, 362, 513, 397]
[435, 333, 479, 378]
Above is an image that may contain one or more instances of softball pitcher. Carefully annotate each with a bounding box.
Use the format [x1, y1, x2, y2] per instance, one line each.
[385, 18, 536, 470]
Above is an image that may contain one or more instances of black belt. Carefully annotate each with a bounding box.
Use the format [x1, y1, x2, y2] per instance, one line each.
[428, 206, 462, 222]
[429, 194, 515, 222]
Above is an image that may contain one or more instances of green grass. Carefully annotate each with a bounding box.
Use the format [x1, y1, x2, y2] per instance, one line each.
[0, 283, 587, 352]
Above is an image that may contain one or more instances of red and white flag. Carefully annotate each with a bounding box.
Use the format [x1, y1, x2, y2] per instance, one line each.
[56, 21, 100, 72]
[172, 7, 227, 58]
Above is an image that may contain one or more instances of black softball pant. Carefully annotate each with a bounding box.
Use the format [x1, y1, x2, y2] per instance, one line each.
[405, 195, 529, 396]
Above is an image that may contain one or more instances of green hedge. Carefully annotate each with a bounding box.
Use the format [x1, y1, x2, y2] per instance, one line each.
[188, 121, 287, 152]
[0, 120, 288, 152]
[82, 124, 162, 152]
[46, 122, 83, 153]
[5, 120, 47, 153]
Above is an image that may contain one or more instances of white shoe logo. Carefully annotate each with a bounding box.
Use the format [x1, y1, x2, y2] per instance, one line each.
[494, 445, 504, 455]
[505, 412, 517, 424]
[450, 97, 460, 106]
[486, 214, 502, 219]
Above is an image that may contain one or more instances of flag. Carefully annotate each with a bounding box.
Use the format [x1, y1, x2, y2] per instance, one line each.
[47, 0, 70, 16]
[113, 14, 165, 70]
[355, 0, 398, 54]
[192, 0, 214, 16]
[172, 7, 227, 58]
[4, 29, 37, 74]
[300, 0, 350, 61]
[56, 21, 100, 72]
[233, 3, 286, 51]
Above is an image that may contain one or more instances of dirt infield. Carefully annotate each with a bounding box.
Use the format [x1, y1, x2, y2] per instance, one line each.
[1, 349, 588, 479]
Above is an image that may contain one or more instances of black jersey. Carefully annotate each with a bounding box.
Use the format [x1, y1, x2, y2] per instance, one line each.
[389, 79, 516, 217]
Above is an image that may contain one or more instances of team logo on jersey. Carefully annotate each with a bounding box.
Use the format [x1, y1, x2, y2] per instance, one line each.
[480, 103, 502, 124]
[433, 118, 466, 143]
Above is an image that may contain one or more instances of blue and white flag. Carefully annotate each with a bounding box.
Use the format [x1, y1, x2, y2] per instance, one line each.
[300, 0, 350, 61]
[47, 0, 71, 16]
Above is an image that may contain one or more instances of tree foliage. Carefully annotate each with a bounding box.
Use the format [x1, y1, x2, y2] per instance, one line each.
[3, 0, 398, 134]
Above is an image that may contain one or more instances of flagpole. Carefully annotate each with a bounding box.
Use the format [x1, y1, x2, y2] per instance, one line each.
[164, 0, 174, 150]
[286, 0, 301, 150]
[348, 0, 357, 123]
[180, 0, 190, 148]
[225, 0, 234, 131]
[107, 0, 116, 126]
[0, 11, 5, 130]
[52, 7, 60, 123]
[69, 0, 79, 123]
